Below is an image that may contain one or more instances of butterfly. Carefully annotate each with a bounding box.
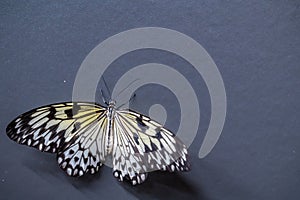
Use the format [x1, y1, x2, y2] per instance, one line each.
[6, 99, 190, 185]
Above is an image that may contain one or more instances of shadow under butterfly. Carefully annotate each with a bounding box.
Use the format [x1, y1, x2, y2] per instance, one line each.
[122, 171, 203, 199]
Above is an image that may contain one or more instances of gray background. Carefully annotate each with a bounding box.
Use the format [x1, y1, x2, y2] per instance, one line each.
[1, 1, 299, 200]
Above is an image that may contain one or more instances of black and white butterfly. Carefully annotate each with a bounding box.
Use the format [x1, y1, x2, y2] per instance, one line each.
[6, 99, 190, 185]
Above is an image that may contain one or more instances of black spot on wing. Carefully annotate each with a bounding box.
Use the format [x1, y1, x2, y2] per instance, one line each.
[48, 107, 56, 118]
[155, 130, 162, 139]
[136, 115, 148, 129]
[133, 133, 139, 145]
[151, 141, 158, 151]
[63, 103, 81, 118]
[64, 109, 73, 118]
[71, 122, 81, 133]
[144, 144, 151, 153]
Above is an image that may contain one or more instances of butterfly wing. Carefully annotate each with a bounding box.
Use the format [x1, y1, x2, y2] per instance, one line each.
[6, 102, 108, 176]
[112, 109, 190, 185]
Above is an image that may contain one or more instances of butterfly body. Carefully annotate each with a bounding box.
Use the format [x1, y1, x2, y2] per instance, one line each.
[105, 100, 117, 155]
[7, 101, 190, 185]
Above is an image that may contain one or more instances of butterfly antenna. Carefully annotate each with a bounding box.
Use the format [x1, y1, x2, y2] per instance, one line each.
[114, 79, 140, 100]
[100, 89, 109, 105]
[102, 76, 111, 99]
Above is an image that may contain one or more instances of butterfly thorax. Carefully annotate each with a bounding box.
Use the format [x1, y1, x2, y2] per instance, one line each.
[105, 100, 116, 154]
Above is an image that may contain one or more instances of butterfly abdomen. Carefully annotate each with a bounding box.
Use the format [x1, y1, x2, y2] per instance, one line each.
[105, 105, 115, 154]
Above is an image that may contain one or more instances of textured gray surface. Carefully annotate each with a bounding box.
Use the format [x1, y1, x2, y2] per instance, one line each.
[1, 1, 299, 200]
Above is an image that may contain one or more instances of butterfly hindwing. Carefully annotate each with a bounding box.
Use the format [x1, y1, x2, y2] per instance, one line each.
[57, 113, 109, 176]
[112, 109, 190, 185]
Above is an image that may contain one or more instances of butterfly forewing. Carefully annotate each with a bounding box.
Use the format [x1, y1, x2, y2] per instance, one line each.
[6, 102, 107, 176]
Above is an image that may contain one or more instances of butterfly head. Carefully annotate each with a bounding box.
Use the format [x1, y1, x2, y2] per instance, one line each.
[108, 99, 116, 108]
